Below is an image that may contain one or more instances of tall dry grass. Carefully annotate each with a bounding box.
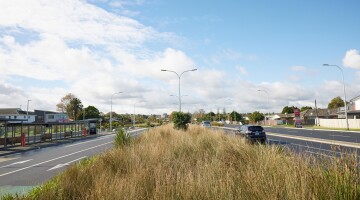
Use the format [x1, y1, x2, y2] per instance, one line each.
[14, 125, 360, 199]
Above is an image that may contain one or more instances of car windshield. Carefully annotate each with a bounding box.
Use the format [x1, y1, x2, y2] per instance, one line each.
[203, 121, 210, 125]
[248, 126, 264, 131]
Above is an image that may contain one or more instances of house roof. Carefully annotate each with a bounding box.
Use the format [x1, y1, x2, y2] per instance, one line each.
[34, 110, 67, 115]
[0, 108, 21, 115]
[0, 108, 35, 115]
[302, 108, 338, 117]
[349, 95, 360, 102]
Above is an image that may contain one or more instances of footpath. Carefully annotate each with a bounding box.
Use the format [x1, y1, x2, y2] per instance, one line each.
[0, 132, 114, 157]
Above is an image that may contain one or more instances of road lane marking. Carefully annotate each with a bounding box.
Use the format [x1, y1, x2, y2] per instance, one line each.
[267, 132, 360, 149]
[330, 134, 350, 138]
[47, 156, 86, 171]
[305, 150, 333, 158]
[0, 141, 112, 177]
[286, 143, 346, 155]
[0, 157, 18, 163]
[64, 128, 147, 148]
[0, 159, 33, 169]
[65, 135, 114, 148]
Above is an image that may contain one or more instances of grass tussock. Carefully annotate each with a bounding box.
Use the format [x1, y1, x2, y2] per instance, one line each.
[13, 125, 360, 200]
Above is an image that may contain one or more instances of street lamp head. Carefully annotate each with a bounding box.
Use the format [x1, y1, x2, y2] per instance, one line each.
[192, 68, 197, 71]
[161, 69, 167, 71]
[323, 64, 329, 66]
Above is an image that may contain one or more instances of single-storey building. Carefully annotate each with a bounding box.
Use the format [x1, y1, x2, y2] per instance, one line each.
[0, 108, 36, 123]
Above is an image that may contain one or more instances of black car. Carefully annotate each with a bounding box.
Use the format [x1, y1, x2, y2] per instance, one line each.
[237, 125, 266, 144]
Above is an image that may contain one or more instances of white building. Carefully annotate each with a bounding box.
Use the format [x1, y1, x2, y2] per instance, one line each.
[348, 95, 360, 119]
[0, 108, 36, 123]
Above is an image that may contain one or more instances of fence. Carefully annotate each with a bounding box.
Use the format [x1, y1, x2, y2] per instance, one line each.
[318, 118, 360, 129]
[0, 122, 91, 149]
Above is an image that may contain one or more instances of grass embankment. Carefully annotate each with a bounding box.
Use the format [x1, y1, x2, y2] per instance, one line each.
[7, 125, 360, 199]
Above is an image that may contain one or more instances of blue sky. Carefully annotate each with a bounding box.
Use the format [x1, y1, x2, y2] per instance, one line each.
[0, 0, 360, 114]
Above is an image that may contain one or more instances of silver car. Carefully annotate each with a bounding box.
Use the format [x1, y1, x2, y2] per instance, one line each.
[201, 121, 211, 128]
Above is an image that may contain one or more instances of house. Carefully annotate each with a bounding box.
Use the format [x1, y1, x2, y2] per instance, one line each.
[162, 113, 168, 120]
[270, 113, 294, 121]
[300, 108, 338, 125]
[269, 113, 294, 125]
[34, 110, 69, 123]
[0, 108, 36, 123]
[348, 95, 360, 119]
[301, 108, 338, 119]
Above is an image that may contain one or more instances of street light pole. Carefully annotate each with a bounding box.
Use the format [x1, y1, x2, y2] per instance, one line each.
[110, 92, 123, 132]
[323, 64, 349, 130]
[257, 90, 270, 125]
[26, 99, 31, 122]
[133, 102, 144, 128]
[226, 98, 232, 122]
[170, 94, 188, 111]
[161, 68, 197, 112]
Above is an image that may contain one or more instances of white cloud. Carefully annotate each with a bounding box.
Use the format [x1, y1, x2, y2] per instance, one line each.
[343, 49, 360, 69]
[236, 66, 248, 75]
[0, 1, 357, 115]
[0, 0, 165, 48]
[291, 66, 306, 71]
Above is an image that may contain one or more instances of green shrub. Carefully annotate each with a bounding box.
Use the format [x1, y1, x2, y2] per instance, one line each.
[114, 128, 132, 148]
[172, 112, 192, 130]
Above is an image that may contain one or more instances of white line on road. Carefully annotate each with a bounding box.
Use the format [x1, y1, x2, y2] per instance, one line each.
[305, 150, 333, 158]
[0, 159, 33, 169]
[64, 128, 148, 148]
[47, 156, 86, 171]
[65, 135, 114, 148]
[267, 132, 360, 149]
[0, 141, 112, 177]
[330, 135, 350, 138]
[287, 143, 346, 155]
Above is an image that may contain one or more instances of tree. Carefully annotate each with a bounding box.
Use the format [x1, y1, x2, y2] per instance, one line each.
[300, 106, 312, 112]
[172, 112, 192, 130]
[328, 96, 345, 109]
[68, 98, 83, 120]
[78, 105, 100, 119]
[56, 93, 76, 112]
[281, 106, 295, 114]
[229, 111, 242, 121]
[249, 111, 264, 123]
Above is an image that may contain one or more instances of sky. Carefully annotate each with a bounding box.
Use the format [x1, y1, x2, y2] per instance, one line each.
[0, 0, 360, 115]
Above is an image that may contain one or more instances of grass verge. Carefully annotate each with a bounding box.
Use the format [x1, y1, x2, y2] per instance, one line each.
[7, 125, 360, 199]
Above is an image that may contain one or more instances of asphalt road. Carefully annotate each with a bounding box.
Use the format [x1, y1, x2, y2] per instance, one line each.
[0, 128, 147, 196]
[221, 124, 360, 157]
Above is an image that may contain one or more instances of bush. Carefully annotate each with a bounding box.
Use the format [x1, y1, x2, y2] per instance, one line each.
[114, 128, 132, 148]
[172, 112, 192, 130]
